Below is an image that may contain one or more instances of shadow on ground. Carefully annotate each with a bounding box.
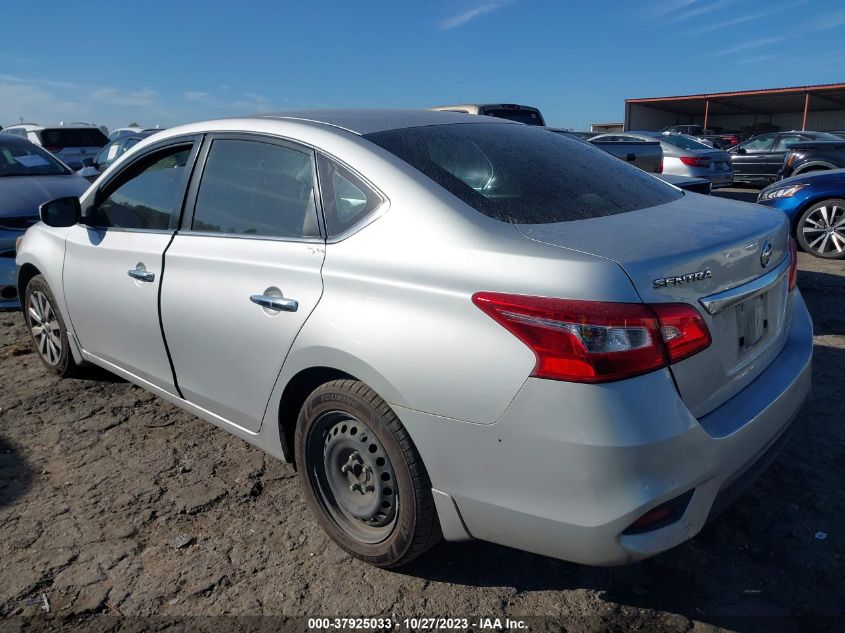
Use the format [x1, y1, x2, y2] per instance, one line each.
[713, 188, 760, 204]
[798, 269, 845, 336]
[0, 435, 33, 509]
[397, 343, 845, 632]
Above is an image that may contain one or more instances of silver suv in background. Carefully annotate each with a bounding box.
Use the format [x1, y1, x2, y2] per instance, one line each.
[1, 123, 109, 170]
[430, 103, 545, 126]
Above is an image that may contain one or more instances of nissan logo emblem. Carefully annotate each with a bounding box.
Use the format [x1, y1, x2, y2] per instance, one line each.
[760, 241, 772, 268]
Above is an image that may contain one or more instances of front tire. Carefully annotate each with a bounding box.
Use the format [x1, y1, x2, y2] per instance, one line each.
[294, 379, 441, 567]
[23, 275, 78, 376]
[796, 199, 845, 259]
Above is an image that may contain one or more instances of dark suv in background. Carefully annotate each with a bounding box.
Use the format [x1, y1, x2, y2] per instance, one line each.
[730, 130, 842, 186]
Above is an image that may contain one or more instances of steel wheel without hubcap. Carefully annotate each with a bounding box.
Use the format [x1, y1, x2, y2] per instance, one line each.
[28, 290, 62, 365]
[296, 379, 441, 567]
[307, 411, 398, 543]
[799, 200, 845, 258]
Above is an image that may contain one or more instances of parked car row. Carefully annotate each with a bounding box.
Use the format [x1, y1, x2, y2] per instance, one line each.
[0, 123, 109, 170]
[660, 125, 740, 150]
[0, 135, 89, 307]
[76, 129, 162, 181]
[590, 131, 733, 188]
[16, 110, 811, 569]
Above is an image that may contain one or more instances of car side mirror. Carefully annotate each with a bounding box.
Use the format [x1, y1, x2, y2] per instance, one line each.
[81, 157, 95, 168]
[734, 147, 746, 155]
[39, 196, 81, 227]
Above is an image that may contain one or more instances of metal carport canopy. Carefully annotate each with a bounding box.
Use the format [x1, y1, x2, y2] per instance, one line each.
[625, 82, 845, 131]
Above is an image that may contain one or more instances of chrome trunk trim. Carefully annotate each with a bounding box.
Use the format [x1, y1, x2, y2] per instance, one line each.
[699, 255, 790, 316]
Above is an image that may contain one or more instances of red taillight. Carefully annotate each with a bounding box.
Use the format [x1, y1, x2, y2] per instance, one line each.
[679, 156, 711, 167]
[657, 158, 664, 174]
[472, 293, 711, 383]
[788, 237, 798, 291]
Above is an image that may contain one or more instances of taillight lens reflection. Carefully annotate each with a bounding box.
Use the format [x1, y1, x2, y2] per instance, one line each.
[651, 303, 712, 363]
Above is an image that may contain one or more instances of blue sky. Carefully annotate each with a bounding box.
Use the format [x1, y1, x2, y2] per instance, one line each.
[1, 0, 843, 131]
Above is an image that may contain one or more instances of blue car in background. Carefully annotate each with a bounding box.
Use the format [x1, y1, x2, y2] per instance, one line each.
[758, 168, 845, 259]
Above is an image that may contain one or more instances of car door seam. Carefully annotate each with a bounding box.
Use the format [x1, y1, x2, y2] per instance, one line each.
[158, 231, 184, 399]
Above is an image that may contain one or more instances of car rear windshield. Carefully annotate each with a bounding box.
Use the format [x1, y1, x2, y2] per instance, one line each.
[659, 134, 712, 150]
[0, 141, 69, 177]
[38, 128, 108, 150]
[483, 108, 544, 126]
[364, 123, 682, 224]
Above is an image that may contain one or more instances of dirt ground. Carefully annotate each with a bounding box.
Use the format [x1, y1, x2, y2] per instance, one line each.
[1, 244, 843, 631]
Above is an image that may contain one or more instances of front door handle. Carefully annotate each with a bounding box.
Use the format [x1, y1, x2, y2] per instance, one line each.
[128, 268, 155, 283]
[250, 294, 298, 312]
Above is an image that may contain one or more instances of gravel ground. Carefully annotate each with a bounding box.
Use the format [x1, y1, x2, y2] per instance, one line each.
[0, 247, 843, 632]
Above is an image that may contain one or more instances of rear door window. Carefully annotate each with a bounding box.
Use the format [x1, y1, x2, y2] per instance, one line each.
[773, 135, 803, 151]
[740, 135, 776, 152]
[191, 138, 320, 239]
[365, 123, 681, 224]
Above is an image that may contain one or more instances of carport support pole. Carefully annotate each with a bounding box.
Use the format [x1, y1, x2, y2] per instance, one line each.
[802, 93, 810, 130]
[703, 100, 709, 130]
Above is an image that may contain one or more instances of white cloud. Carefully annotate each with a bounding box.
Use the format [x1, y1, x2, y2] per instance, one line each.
[650, 0, 697, 18]
[802, 8, 845, 32]
[233, 91, 274, 111]
[0, 82, 91, 126]
[90, 87, 156, 107]
[709, 36, 789, 57]
[183, 91, 211, 101]
[665, 0, 735, 23]
[440, 1, 511, 30]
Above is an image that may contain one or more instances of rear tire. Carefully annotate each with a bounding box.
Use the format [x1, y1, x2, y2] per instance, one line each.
[796, 199, 845, 259]
[294, 379, 441, 567]
[22, 275, 79, 377]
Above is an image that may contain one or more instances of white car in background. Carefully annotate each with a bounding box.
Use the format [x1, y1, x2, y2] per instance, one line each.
[1, 123, 109, 170]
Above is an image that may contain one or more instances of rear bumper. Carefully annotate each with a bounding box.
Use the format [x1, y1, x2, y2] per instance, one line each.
[708, 170, 734, 188]
[397, 291, 813, 565]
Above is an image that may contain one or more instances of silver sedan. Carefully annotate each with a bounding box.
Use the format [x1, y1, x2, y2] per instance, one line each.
[592, 131, 734, 187]
[17, 110, 811, 567]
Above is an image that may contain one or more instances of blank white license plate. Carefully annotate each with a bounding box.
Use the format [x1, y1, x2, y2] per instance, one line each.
[738, 292, 769, 350]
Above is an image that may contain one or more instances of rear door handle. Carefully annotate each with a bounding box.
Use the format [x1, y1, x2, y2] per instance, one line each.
[128, 268, 155, 283]
[250, 294, 298, 312]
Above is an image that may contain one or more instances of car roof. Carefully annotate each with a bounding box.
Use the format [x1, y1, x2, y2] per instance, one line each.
[4, 123, 101, 131]
[254, 109, 516, 135]
[431, 103, 540, 110]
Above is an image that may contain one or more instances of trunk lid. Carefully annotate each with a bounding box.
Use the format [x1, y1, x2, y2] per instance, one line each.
[700, 149, 733, 172]
[517, 194, 793, 418]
